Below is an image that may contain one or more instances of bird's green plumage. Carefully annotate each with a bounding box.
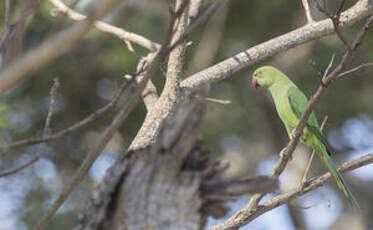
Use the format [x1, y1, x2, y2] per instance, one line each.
[252, 66, 359, 208]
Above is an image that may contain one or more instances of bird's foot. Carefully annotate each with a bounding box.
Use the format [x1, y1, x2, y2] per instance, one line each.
[291, 128, 303, 139]
[279, 150, 293, 161]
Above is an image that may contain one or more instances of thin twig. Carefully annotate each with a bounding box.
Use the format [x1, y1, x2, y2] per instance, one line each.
[204, 97, 231, 105]
[0, 0, 12, 49]
[49, 0, 161, 51]
[209, 153, 373, 230]
[301, 115, 328, 186]
[337, 62, 373, 79]
[1, 79, 132, 153]
[309, 60, 323, 80]
[302, 0, 314, 24]
[5, 0, 11, 26]
[323, 54, 335, 79]
[168, 0, 228, 52]
[313, 0, 352, 51]
[0, 79, 59, 177]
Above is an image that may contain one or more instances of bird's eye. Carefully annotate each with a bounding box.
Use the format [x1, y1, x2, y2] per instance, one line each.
[258, 71, 263, 76]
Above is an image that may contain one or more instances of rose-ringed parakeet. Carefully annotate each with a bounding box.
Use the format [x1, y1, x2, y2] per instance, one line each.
[251, 66, 359, 208]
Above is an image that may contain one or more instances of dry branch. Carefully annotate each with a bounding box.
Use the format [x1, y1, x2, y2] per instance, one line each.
[209, 153, 373, 230]
[1, 78, 132, 153]
[0, 79, 59, 177]
[0, 0, 124, 95]
[181, 0, 373, 89]
[49, 0, 161, 51]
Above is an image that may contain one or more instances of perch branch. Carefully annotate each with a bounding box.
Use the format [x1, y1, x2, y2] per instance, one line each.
[209, 153, 373, 230]
[180, 1, 373, 89]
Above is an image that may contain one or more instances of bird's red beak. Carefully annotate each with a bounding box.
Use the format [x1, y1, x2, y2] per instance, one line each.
[252, 77, 260, 89]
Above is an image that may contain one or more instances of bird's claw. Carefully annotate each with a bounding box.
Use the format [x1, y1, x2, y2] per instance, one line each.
[291, 129, 303, 139]
[280, 150, 293, 161]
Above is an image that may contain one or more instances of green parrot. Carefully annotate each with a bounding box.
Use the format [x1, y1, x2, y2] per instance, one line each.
[251, 66, 359, 208]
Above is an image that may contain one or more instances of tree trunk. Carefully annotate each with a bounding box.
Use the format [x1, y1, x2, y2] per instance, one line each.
[76, 89, 206, 230]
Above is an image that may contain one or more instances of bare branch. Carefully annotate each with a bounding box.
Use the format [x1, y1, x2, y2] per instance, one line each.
[204, 97, 231, 105]
[0, 0, 12, 49]
[0, 0, 125, 95]
[313, 0, 352, 51]
[323, 54, 335, 79]
[337, 62, 373, 79]
[202, 176, 279, 199]
[302, 0, 314, 24]
[181, 1, 373, 89]
[4, 0, 11, 26]
[168, 0, 228, 52]
[1, 78, 132, 153]
[209, 153, 373, 230]
[0, 79, 59, 177]
[50, 0, 161, 51]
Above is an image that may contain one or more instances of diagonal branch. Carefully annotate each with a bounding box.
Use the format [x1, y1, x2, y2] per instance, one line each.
[337, 62, 373, 79]
[302, 0, 314, 24]
[49, 0, 161, 51]
[209, 153, 373, 230]
[0, 78, 59, 177]
[0, 0, 125, 95]
[180, 1, 373, 89]
[129, 0, 191, 150]
[1, 78, 133, 153]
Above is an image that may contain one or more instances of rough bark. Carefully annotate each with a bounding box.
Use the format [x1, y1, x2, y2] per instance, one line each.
[77, 89, 206, 230]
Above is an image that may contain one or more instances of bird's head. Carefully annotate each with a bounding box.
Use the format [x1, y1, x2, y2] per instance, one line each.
[251, 66, 279, 89]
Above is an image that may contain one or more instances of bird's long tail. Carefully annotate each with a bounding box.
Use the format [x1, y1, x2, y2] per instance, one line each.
[316, 146, 360, 209]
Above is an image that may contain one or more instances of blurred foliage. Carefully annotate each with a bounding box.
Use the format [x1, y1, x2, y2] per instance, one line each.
[1, 0, 373, 229]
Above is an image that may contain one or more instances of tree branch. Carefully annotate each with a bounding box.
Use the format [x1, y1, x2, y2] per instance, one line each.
[209, 153, 373, 230]
[0, 0, 124, 95]
[129, 0, 191, 150]
[337, 62, 373, 79]
[180, 0, 373, 89]
[1, 78, 132, 153]
[302, 0, 314, 24]
[0, 78, 59, 177]
[49, 0, 161, 51]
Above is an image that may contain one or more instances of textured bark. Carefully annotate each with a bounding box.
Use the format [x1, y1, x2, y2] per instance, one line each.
[129, 0, 190, 150]
[77, 89, 206, 230]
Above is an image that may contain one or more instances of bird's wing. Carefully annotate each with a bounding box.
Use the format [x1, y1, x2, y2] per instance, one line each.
[287, 87, 333, 154]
